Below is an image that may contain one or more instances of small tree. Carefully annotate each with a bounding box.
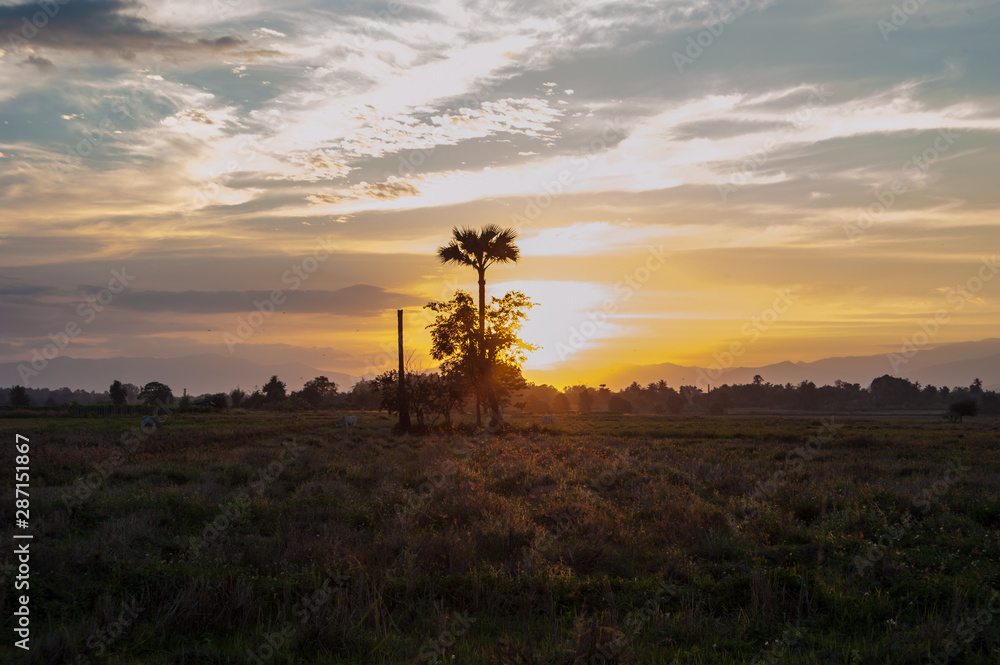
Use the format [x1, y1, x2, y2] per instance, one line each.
[109, 380, 127, 406]
[347, 379, 381, 410]
[299, 376, 337, 408]
[139, 382, 173, 406]
[262, 375, 287, 403]
[9, 385, 30, 407]
[426, 289, 537, 426]
[123, 382, 141, 405]
[230, 387, 246, 408]
[947, 398, 978, 423]
[373, 370, 466, 428]
[608, 395, 632, 414]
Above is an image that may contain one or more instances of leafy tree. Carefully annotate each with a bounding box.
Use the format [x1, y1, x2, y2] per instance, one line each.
[796, 380, 818, 410]
[437, 225, 520, 428]
[373, 370, 465, 428]
[577, 390, 593, 413]
[608, 395, 632, 414]
[195, 393, 229, 408]
[869, 374, 920, 408]
[243, 390, 266, 409]
[551, 392, 570, 412]
[299, 376, 337, 408]
[262, 375, 287, 403]
[426, 289, 537, 420]
[139, 382, 173, 406]
[347, 379, 381, 410]
[9, 385, 30, 407]
[948, 398, 978, 422]
[229, 387, 246, 408]
[109, 380, 127, 406]
[125, 383, 141, 404]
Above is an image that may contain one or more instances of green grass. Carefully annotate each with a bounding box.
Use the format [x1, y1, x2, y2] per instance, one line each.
[1, 411, 999, 663]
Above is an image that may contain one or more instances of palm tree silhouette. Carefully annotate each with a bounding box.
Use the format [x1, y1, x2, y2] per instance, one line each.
[438, 224, 520, 429]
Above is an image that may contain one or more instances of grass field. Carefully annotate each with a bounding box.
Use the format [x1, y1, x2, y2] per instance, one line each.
[2, 411, 999, 664]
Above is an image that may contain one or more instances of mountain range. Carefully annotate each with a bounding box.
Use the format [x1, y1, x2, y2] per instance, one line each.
[2, 338, 999, 395]
[529, 338, 1000, 392]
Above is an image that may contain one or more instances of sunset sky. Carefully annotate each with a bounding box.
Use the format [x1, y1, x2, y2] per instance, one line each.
[1, 0, 998, 390]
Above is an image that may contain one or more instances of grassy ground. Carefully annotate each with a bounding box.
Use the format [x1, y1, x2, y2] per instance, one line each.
[1, 411, 998, 664]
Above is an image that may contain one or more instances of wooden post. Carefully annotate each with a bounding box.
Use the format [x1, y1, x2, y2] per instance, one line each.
[397, 309, 411, 431]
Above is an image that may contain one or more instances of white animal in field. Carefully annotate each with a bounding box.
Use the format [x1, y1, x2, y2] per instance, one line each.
[335, 415, 357, 427]
[140, 415, 161, 432]
[541, 415, 555, 424]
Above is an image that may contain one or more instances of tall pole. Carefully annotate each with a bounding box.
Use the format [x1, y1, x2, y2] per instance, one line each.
[397, 309, 411, 430]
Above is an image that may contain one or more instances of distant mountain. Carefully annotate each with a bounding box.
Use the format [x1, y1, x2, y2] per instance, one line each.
[4, 338, 999, 396]
[527, 339, 1000, 392]
[0, 354, 358, 396]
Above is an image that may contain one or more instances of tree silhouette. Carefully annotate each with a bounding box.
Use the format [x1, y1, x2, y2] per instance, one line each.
[426, 289, 536, 424]
[109, 380, 127, 406]
[9, 385, 30, 407]
[139, 382, 173, 406]
[948, 398, 978, 422]
[262, 375, 287, 403]
[299, 376, 337, 407]
[437, 225, 520, 429]
[229, 387, 246, 408]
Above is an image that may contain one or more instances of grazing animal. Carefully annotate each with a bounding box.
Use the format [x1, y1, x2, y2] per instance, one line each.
[541, 415, 555, 424]
[335, 415, 358, 427]
[141, 415, 161, 432]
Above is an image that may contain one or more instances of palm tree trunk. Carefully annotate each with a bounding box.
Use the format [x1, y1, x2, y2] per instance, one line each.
[478, 270, 503, 429]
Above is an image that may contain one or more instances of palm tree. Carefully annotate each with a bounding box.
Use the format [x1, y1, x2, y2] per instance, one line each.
[438, 224, 520, 428]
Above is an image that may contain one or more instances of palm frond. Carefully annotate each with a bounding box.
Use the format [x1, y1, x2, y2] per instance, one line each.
[437, 241, 474, 266]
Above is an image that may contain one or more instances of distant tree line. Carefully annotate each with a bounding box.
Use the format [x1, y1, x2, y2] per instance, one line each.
[507, 374, 999, 417]
[3, 373, 996, 421]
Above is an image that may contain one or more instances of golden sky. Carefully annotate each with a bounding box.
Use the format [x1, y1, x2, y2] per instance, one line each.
[1, 0, 999, 390]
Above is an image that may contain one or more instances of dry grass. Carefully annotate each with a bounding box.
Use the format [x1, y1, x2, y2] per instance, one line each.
[1, 411, 998, 663]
